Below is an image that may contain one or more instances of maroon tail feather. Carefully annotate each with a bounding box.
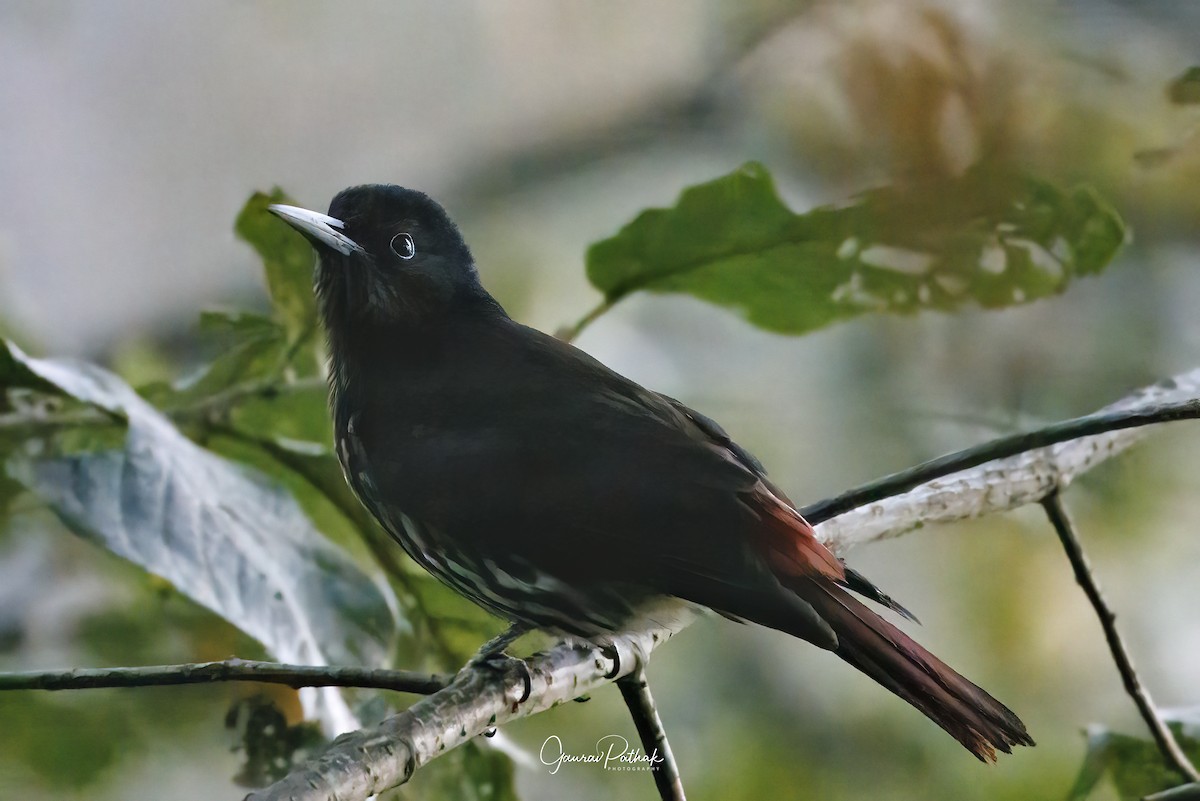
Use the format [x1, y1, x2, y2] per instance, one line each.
[791, 577, 1034, 761]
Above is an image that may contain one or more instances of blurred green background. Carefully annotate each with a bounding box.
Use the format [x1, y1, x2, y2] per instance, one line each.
[3, 1, 1200, 799]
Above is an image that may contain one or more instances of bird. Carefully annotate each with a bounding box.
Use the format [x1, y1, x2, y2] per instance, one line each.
[268, 185, 1033, 762]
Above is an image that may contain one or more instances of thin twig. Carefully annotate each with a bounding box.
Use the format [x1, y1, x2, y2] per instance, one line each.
[0, 658, 451, 695]
[1040, 492, 1200, 784]
[617, 666, 686, 801]
[802, 398, 1200, 524]
[557, 298, 615, 344]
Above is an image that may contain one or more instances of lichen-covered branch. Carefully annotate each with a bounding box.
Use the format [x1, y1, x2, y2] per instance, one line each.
[810, 368, 1200, 551]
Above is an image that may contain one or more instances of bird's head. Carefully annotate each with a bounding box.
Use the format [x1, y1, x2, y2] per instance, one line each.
[269, 185, 497, 334]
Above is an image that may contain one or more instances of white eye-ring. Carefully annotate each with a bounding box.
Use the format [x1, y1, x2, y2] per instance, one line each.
[390, 232, 416, 260]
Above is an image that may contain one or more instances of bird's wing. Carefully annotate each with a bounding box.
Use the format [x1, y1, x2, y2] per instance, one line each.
[351, 321, 843, 644]
[656, 391, 919, 622]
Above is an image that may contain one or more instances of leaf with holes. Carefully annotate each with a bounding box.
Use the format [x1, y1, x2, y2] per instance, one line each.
[586, 162, 1126, 335]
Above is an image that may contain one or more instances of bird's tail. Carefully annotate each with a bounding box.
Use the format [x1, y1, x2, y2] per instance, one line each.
[789, 576, 1034, 761]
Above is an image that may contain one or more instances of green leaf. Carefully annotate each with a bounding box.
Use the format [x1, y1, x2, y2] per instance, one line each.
[0, 470, 22, 516]
[229, 381, 332, 445]
[0, 340, 398, 733]
[199, 308, 282, 340]
[457, 741, 520, 801]
[0, 694, 138, 788]
[585, 162, 1126, 335]
[414, 740, 519, 801]
[1168, 67, 1200, 105]
[236, 189, 319, 344]
[144, 308, 314, 418]
[151, 323, 286, 411]
[1069, 719, 1200, 800]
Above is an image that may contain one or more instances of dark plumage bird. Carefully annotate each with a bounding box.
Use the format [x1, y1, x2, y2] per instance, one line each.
[269, 185, 1033, 761]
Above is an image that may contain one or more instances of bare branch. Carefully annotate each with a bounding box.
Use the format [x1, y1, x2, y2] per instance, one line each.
[1040, 492, 1200, 785]
[811, 369, 1200, 552]
[617, 666, 686, 801]
[0, 658, 449, 695]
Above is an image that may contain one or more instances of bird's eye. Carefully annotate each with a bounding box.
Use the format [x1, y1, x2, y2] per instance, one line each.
[390, 232, 416, 260]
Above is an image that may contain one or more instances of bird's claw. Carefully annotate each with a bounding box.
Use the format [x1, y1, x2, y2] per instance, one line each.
[599, 638, 650, 680]
[599, 642, 621, 679]
[461, 650, 533, 704]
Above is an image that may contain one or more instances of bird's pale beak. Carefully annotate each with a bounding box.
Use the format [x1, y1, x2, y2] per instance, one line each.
[268, 204, 363, 255]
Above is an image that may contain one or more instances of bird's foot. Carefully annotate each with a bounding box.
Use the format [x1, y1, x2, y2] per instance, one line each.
[460, 624, 533, 703]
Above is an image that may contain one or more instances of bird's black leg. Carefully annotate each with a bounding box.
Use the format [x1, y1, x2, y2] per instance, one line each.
[472, 622, 531, 661]
[461, 622, 533, 702]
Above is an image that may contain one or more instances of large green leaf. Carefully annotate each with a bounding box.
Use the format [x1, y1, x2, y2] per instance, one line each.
[145, 310, 288, 413]
[586, 162, 1126, 335]
[236, 189, 320, 344]
[0, 340, 398, 734]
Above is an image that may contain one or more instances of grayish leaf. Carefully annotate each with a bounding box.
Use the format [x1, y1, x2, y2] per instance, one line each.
[2, 341, 398, 734]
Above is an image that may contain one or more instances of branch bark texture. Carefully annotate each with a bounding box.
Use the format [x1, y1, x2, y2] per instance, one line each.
[811, 368, 1200, 551]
